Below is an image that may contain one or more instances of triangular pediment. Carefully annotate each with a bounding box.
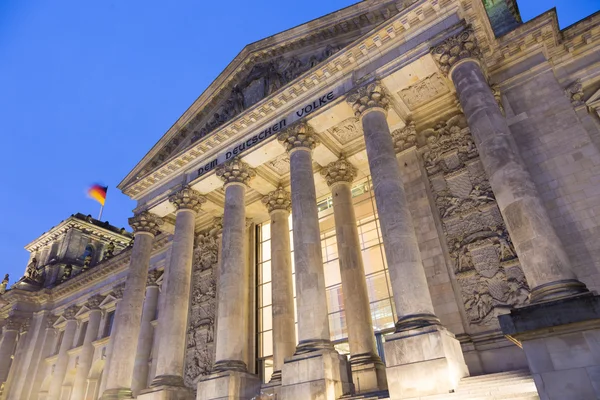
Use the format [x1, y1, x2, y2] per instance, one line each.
[119, 0, 408, 192]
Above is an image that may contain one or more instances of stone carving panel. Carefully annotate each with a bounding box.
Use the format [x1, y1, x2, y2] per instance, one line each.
[420, 115, 530, 327]
[398, 73, 450, 110]
[265, 153, 291, 176]
[328, 117, 362, 144]
[184, 226, 219, 389]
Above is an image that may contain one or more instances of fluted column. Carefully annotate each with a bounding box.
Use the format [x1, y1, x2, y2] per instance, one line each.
[48, 306, 79, 400]
[71, 296, 104, 400]
[278, 123, 332, 353]
[261, 186, 296, 384]
[321, 157, 387, 393]
[132, 270, 161, 396]
[348, 83, 439, 331]
[431, 29, 588, 302]
[0, 318, 22, 390]
[213, 158, 256, 372]
[102, 211, 163, 399]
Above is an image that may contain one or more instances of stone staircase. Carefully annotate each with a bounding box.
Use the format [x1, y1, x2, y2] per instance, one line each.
[340, 370, 539, 400]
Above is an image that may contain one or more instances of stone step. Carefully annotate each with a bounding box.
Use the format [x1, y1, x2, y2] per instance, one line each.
[459, 370, 532, 384]
[455, 383, 538, 396]
[457, 378, 536, 391]
[418, 391, 539, 400]
[339, 389, 390, 399]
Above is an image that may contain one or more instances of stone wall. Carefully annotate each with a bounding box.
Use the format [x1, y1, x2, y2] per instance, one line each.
[502, 66, 600, 290]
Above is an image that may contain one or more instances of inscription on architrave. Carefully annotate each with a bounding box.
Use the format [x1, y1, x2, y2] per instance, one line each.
[419, 114, 530, 328]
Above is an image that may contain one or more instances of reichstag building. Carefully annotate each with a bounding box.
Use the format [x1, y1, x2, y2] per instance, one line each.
[2, 0, 600, 399]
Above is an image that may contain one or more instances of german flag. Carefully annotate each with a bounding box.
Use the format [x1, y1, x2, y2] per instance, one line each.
[88, 184, 108, 206]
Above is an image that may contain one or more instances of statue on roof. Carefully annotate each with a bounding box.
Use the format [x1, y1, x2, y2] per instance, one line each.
[0, 274, 8, 294]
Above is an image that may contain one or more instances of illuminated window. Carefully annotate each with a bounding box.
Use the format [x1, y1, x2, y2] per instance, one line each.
[255, 177, 396, 383]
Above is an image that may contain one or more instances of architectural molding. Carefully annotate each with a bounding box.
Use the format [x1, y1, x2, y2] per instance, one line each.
[347, 81, 390, 117]
[215, 158, 256, 186]
[169, 186, 206, 213]
[262, 186, 292, 214]
[321, 155, 357, 187]
[128, 212, 164, 236]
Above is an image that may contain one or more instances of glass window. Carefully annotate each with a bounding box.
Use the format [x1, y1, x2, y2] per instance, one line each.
[255, 176, 396, 383]
[103, 311, 115, 338]
[77, 321, 88, 347]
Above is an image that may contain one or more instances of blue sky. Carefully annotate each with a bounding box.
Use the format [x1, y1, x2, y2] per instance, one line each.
[0, 0, 598, 286]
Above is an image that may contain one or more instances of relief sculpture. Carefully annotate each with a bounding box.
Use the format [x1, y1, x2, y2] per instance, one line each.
[419, 115, 530, 327]
[184, 225, 219, 389]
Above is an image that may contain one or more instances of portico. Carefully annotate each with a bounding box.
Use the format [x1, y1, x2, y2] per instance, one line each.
[3, 1, 600, 400]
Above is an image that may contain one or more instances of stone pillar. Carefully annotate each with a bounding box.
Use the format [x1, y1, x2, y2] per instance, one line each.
[321, 156, 388, 394]
[432, 28, 588, 302]
[71, 296, 104, 400]
[142, 187, 204, 399]
[48, 306, 79, 400]
[348, 83, 467, 398]
[276, 123, 351, 400]
[432, 27, 599, 400]
[1, 318, 31, 400]
[261, 186, 296, 389]
[102, 211, 163, 400]
[197, 158, 261, 400]
[0, 318, 22, 393]
[131, 270, 161, 396]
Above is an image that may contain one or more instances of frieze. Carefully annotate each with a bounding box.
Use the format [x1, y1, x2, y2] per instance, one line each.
[328, 118, 361, 145]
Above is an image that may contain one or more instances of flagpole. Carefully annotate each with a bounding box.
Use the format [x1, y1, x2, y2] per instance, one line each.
[98, 204, 104, 221]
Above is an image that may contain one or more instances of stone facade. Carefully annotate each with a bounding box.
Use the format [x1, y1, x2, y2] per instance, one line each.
[2, 1, 600, 399]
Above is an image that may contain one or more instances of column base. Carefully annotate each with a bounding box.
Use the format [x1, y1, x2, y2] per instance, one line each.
[280, 348, 353, 400]
[499, 293, 600, 400]
[196, 370, 261, 400]
[350, 353, 388, 394]
[529, 279, 588, 303]
[137, 385, 193, 400]
[100, 388, 134, 400]
[383, 324, 468, 399]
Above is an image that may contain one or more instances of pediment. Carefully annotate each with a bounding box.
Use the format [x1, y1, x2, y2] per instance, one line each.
[119, 0, 408, 191]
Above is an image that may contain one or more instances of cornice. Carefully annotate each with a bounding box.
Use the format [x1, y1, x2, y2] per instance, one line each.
[25, 216, 132, 252]
[487, 8, 600, 73]
[120, 0, 460, 200]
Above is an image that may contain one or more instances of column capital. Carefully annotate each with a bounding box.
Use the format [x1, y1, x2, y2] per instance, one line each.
[321, 155, 357, 187]
[431, 28, 482, 77]
[216, 158, 256, 187]
[46, 315, 59, 329]
[347, 81, 390, 118]
[147, 269, 162, 287]
[169, 186, 206, 213]
[62, 305, 79, 321]
[277, 122, 319, 153]
[86, 294, 104, 310]
[3, 316, 24, 332]
[128, 211, 163, 236]
[262, 186, 292, 214]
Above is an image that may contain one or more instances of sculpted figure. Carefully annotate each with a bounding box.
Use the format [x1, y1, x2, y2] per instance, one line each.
[104, 241, 115, 258]
[494, 229, 517, 261]
[0, 274, 8, 294]
[24, 258, 37, 279]
[61, 265, 73, 283]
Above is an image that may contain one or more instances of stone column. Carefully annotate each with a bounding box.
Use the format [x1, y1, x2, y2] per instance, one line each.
[276, 124, 351, 400]
[278, 124, 331, 351]
[144, 187, 204, 398]
[431, 28, 588, 302]
[0, 318, 22, 391]
[102, 211, 163, 400]
[348, 83, 467, 398]
[71, 296, 104, 400]
[212, 159, 255, 372]
[321, 156, 388, 394]
[2, 318, 31, 400]
[197, 158, 261, 400]
[261, 186, 296, 386]
[131, 270, 161, 396]
[433, 28, 600, 400]
[48, 306, 79, 400]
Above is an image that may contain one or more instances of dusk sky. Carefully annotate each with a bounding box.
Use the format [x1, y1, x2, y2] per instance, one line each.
[1, 0, 598, 286]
